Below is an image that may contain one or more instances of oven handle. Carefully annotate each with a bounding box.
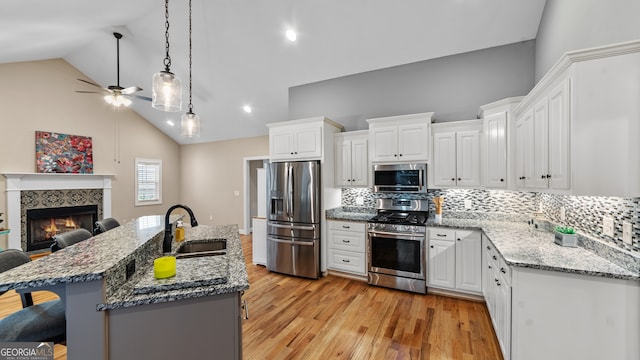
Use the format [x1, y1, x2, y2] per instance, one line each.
[368, 230, 425, 239]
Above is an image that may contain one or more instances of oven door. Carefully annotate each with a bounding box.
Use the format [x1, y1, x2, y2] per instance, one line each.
[368, 229, 425, 280]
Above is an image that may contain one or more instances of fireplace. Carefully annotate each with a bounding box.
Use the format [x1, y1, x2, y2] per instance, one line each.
[26, 205, 98, 251]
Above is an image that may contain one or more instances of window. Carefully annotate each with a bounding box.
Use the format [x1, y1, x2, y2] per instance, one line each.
[135, 158, 162, 206]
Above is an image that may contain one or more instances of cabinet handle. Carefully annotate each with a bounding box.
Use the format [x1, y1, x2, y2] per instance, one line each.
[347, 179, 351, 182]
[399, 154, 403, 157]
[492, 255, 497, 260]
[500, 268, 506, 274]
[541, 174, 546, 179]
[342, 240, 351, 243]
[430, 245, 434, 248]
[436, 234, 447, 237]
[294, 152, 298, 154]
[458, 178, 461, 181]
[342, 225, 351, 229]
[457, 238, 461, 241]
[486, 246, 491, 250]
[394, 154, 398, 157]
[342, 259, 350, 263]
[451, 178, 455, 181]
[488, 265, 492, 269]
[290, 152, 294, 155]
[351, 179, 355, 182]
[519, 176, 525, 180]
[496, 281, 501, 287]
[546, 174, 551, 179]
[500, 178, 504, 182]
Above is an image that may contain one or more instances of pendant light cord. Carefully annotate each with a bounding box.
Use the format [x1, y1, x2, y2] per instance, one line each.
[188, 0, 194, 113]
[163, 0, 172, 71]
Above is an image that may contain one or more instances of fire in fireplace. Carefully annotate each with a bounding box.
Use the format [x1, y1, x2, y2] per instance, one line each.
[26, 205, 98, 251]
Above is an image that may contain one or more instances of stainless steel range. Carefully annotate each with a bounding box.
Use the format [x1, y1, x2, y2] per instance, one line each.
[367, 198, 429, 294]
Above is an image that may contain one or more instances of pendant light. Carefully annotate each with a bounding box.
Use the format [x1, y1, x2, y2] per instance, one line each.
[152, 0, 182, 112]
[181, 0, 200, 137]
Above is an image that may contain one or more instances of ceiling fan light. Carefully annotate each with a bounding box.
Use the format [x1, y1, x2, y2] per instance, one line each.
[104, 94, 132, 107]
[152, 70, 182, 112]
[181, 111, 201, 138]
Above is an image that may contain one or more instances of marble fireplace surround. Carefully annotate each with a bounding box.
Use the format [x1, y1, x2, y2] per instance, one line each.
[3, 173, 113, 250]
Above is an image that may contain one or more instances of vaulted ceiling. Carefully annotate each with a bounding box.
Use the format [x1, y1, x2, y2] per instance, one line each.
[0, 0, 547, 144]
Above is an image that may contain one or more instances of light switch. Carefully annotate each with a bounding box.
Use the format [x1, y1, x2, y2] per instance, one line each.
[603, 216, 614, 237]
[234, 190, 240, 196]
[623, 221, 633, 245]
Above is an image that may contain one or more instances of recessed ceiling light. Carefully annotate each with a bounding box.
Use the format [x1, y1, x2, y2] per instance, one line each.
[166, 120, 175, 126]
[285, 29, 297, 42]
[243, 105, 252, 113]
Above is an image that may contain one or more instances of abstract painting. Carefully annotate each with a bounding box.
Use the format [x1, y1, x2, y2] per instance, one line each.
[35, 131, 93, 174]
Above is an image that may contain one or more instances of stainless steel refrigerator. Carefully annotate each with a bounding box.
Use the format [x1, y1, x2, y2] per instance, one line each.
[267, 161, 320, 279]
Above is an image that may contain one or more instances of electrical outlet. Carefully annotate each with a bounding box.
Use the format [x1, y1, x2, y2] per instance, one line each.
[464, 200, 472, 209]
[603, 216, 614, 237]
[623, 221, 633, 245]
[233, 190, 240, 196]
[209, 215, 213, 221]
[355, 197, 364, 206]
[560, 206, 566, 222]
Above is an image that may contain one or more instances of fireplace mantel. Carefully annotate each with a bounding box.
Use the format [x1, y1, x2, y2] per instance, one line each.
[2, 172, 114, 250]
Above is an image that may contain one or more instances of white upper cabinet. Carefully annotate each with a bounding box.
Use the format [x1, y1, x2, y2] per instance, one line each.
[432, 120, 482, 188]
[483, 112, 507, 188]
[515, 77, 571, 191]
[479, 97, 524, 190]
[366, 112, 433, 163]
[267, 117, 343, 162]
[335, 131, 369, 187]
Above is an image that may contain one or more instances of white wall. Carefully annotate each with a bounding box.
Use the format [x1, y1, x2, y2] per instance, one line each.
[535, 0, 640, 81]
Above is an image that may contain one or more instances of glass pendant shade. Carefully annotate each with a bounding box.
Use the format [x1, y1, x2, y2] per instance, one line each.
[152, 70, 182, 112]
[181, 111, 201, 137]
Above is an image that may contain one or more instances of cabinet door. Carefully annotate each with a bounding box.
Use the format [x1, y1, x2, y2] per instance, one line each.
[484, 112, 507, 188]
[370, 126, 398, 162]
[269, 128, 294, 160]
[455, 230, 482, 294]
[397, 123, 429, 161]
[433, 132, 457, 187]
[456, 130, 481, 187]
[350, 138, 368, 186]
[335, 139, 352, 186]
[294, 126, 322, 159]
[519, 109, 536, 188]
[548, 78, 571, 190]
[252, 218, 267, 266]
[497, 273, 512, 360]
[531, 99, 549, 188]
[427, 239, 455, 289]
[514, 116, 527, 188]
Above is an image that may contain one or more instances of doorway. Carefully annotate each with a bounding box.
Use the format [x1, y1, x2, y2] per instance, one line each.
[242, 156, 269, 235]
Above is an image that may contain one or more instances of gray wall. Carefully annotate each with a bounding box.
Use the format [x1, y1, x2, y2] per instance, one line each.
[288, 40, 535, 131]
[535, 0, 640, 82]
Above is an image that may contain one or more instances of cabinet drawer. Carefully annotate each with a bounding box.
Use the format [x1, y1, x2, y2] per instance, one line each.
[328, 220, 365, 233]
[328, 230, 365, 252]
[429, 228, 456, 241]
[497, 256, 512, 286]
[327, 249, 366, 275]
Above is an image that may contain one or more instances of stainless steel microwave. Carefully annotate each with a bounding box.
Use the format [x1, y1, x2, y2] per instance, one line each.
[372, 163, 427, 193]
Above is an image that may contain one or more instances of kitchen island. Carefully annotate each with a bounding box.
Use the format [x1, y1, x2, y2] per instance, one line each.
[0, 216, 249, 360]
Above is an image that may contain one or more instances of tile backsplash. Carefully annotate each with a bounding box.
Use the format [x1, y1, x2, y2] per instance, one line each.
[341, 188, 639, 253]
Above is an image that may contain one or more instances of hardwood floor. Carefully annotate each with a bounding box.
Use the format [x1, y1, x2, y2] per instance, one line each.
[0, 234, 502, 360]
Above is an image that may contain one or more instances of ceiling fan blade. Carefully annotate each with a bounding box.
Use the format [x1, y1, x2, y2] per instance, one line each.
[75, 91, 104, 94]
[131, 94, 152, 102]
[77, 78, 104, 89]
[121, 86, 143, 95]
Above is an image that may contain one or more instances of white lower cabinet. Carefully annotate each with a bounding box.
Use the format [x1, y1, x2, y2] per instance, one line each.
[327, 220, 366, 276]
[252, 218, 267, 266]
[482, 236, 511, 360]
[427, 228, 482, 295]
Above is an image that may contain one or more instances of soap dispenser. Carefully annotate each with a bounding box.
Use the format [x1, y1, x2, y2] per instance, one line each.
[175, 220, 185, 242]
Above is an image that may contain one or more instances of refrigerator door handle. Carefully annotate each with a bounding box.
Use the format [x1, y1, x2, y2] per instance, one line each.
[267, 236, 315, 246]
[287, 164, 294, 219]
[269, 223, 316, 231]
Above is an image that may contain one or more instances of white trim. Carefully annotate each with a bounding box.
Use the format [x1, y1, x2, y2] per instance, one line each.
[242, 155, 269, 235]
[2, 173, 114, 250]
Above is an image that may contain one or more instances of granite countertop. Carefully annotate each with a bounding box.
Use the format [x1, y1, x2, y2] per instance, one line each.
[0, 216, 250, 311]
[99, 224, 249, 310]
[326, 206, 376, 222]
[0, 215, 181, 292]
[326, 207, 640, 281]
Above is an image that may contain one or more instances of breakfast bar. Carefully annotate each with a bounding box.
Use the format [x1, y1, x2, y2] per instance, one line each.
[0, 216, 249, 360]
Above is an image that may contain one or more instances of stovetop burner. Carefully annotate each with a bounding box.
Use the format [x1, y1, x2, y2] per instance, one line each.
[369, 211, 428, 225]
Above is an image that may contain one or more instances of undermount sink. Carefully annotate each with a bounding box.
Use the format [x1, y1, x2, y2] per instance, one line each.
[175, 238, 227, 259]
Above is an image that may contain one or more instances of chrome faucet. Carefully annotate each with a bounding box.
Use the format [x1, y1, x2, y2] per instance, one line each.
[164, 204, 199, 253]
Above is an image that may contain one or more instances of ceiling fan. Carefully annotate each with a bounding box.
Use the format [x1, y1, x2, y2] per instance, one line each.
[76, 32, 151, 107]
